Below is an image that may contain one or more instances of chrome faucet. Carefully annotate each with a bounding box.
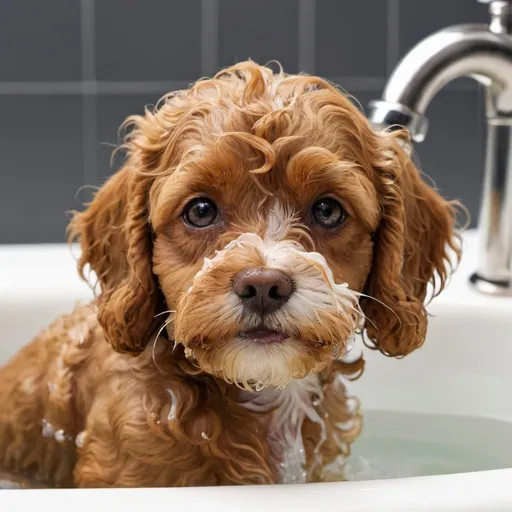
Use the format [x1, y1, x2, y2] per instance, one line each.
[368, 0, 512, 296]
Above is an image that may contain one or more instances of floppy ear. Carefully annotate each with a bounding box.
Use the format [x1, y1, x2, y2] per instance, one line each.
[361, 132, 461, 357]
[68, 165, 162, 355]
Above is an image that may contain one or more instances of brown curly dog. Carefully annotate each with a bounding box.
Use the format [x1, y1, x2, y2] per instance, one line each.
[0, 61, 460, 488]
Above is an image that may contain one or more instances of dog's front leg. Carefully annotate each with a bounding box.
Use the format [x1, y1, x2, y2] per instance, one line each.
[73, 383, 212, 488]
[302, 368, 363, 483]
[74, 382, 278, 487]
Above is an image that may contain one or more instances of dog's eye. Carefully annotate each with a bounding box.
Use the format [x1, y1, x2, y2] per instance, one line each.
[183, 198, 218, 228]
[311, 197, 346, 227]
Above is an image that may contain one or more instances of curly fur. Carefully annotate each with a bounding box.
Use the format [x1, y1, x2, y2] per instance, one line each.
[0, 61, 461, 488]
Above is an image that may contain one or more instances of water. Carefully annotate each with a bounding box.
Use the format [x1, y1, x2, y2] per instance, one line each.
[345, 410, 512, 481]
[2, 410, 511, 487]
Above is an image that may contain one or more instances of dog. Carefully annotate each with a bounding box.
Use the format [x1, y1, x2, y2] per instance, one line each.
[0, 61, 461, 488]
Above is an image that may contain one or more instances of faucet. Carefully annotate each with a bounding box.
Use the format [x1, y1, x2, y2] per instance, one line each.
[367, 0, 512, 296]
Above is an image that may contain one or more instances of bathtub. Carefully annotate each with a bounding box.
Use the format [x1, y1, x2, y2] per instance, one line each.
[1, 230, 512, 511]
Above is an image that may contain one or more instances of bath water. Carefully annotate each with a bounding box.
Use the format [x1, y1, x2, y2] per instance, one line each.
[344, 410, 512, 481]
[1, 410, 511, 487]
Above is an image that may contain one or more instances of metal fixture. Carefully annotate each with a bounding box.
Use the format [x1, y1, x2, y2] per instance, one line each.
[368, 0, 512, 296]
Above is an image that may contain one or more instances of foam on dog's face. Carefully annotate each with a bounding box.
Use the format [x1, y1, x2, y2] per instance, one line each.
[153, 195, 370, 389]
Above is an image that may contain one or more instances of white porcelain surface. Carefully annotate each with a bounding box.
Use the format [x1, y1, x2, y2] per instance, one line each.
[1, 230, 512, 511]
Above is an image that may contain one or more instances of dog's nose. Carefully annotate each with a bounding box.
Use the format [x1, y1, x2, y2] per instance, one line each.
[232, 268, 294, 314]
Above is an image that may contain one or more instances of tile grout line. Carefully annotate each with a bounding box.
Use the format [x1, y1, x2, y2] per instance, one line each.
[298, 0, 316, 74]
[386, 0, 400, 77]
[81, 0, 95, 83]
[80, 0, 98, 188]
[0, 81, 193, 95]
[201, 0, 219, 77]
[82, 96, 98, 186]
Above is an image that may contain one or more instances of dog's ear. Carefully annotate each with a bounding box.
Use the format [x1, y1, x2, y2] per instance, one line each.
[68, 165, 161, 355]
[361, 131, 461, 357]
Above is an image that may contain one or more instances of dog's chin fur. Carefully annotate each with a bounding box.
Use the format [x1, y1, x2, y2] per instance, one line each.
[185, 337, 327, 391]
[0, 60, 461, 488]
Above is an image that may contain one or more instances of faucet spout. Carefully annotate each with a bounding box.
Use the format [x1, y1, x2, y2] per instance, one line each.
[367, 1, 512, 296]
[369, 24, 512, 141]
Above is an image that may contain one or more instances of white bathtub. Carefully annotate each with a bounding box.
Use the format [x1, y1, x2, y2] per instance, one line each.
[1, 230, 512, 511]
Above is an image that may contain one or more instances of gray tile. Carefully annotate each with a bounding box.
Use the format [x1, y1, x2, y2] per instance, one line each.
[95, 0, 202, 81]
[316, 0, 387, 77]
[0, 96, 83, 244]
[399, 0, 488, 57]
[96, 93, 166, 184]
[219, 0, 299, 72]
[0, 0, 81, 81]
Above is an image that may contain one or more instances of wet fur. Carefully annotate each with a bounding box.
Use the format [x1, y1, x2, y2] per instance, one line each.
[0, 305, 361, 486]
[0, 61, 460, 487]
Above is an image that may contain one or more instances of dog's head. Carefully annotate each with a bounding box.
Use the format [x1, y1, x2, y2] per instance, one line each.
[70, 62, 460, 389]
